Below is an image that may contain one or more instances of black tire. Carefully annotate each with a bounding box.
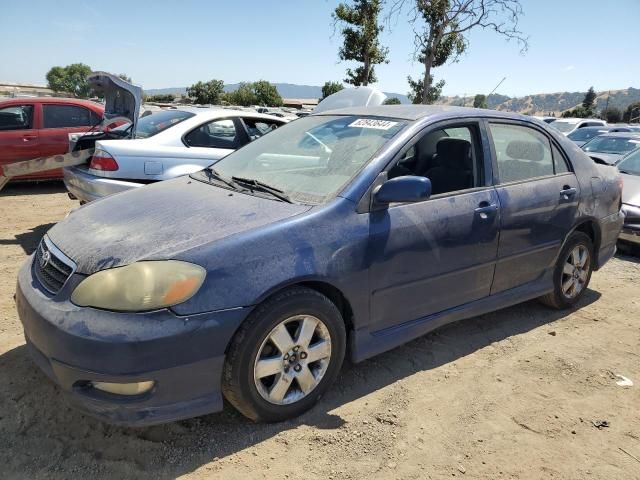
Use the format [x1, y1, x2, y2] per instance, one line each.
[539, 231, 594, 309]
[222, 287, 346, 422]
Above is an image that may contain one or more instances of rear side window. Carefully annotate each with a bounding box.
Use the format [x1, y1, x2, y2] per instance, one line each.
[185, 118, 239, 148]
[43, 105, 96, 128]
[552, 143, 570, 173]
[489, 123, 554, 183]
[242, 117, 282, 141]
[0, 105, 33, 130]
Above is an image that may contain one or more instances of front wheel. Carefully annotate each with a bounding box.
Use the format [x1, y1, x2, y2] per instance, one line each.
[222, 287, 346, 422]
[539, 231, 594, 309]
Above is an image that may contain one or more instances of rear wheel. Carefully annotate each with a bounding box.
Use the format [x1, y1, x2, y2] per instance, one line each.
[540, 232, 594, 309]
[222, 287, 346, 422]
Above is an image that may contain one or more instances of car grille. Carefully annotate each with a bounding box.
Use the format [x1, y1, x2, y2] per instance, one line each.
[34, 237, 76, 294]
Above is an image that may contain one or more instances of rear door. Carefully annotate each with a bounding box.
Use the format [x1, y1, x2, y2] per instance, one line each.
[0, 103, 40, 178]
[39, 103, 99, 178]
[182, 117, 247, 167]
[487, 121, 580, 294]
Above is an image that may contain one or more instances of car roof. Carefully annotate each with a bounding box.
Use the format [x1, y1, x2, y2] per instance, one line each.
[165, 106, 286, 122]
[0, 97, 103, 109]
[312, 104, 535, 122]
[594, 132, 640, 138]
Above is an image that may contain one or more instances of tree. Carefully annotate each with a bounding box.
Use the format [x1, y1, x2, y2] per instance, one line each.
[407, 74, 444, 104]
[393, 0, 527, 104]
[383, 97, 402, 104]
[561, 105, 590, 118]
[225, 82, 256, 106]
[146, 94, 176, 103]
[473, 94, 488, 108]
[117, 73, 132, 83]
[623, 102, 640, 123]
[46, 63, 93, 98]
[582, 86, 597, 114]
[186, 79, 225, 104]
[321, 81, 345, 100]
[253, 80, 283, 106]
[601, 106, 622, 124]
[333, 0, 389, 86]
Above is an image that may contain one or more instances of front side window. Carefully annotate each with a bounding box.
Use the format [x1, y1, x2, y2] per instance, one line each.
[489, 123, 555, 183]
[243, 117, 282, 141]
[0, 105, 33, 130]
[185, 118, 239, 148]
[204, 115, 406, 204]
[43, 105, 94, 128]
[582, 136, 640, 154]
[387, 125, 480, 195]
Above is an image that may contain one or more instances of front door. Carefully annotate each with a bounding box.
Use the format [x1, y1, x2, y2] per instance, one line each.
[0, 104, 40, 177]
[368, 121, 500, 332]
[486, 121, 581, 294]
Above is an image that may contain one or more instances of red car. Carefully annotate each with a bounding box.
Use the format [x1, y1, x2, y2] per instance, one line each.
[0, 97, 104, 181]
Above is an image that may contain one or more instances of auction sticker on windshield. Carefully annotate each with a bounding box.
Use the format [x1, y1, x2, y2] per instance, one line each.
[348, 119, 399, 130]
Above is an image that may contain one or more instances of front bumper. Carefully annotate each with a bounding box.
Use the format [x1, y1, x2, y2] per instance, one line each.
[63, 165, 144, 203]
[16, 258, 250, 426]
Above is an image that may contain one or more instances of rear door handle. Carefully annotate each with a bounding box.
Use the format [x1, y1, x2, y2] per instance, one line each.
[560, 187, 577, 198]
[475, 202, 499, 219]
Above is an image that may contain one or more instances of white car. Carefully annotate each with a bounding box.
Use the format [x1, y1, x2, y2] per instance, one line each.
[64, 108, 287, 203]
[548, 117, 607, 136]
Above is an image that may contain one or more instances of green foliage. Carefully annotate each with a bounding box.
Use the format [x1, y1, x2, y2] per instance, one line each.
[46, 63, 93, 98]
[333, 0, 388, 86]
[561, 105, 591, 118]
[383, 97, 401, 105]
[601, 107, 622, 123]
[224, 81, 283, 107]
[623, 102, 640, 123]
[407, 75, 444, 105]
[473, 94, 488, 109]
[117, 73, 132, 83]
[146, 94, 176, 103]
[582, 86, 597, 112]
[321, 81, 345, 100]
[186, 79, 225, 104]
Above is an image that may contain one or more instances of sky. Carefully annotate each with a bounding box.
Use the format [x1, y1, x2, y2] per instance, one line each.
[1, 0, 639, 98]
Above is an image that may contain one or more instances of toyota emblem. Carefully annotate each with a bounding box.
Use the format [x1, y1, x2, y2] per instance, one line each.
[40, 250, 51, 269]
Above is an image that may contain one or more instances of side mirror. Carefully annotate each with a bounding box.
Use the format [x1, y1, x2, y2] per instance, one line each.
[373, 175, 432, 205]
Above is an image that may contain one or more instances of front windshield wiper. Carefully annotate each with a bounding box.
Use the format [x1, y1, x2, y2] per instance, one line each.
[204, 167, 239, 189]
[231, 176, 293, 203]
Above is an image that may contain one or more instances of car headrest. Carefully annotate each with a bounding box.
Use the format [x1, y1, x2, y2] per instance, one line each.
[436, 138, 472, 169]
[506, 140, 544, 162]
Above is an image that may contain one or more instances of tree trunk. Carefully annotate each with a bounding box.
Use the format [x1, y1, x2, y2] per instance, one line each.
[421, 50, 434, 104]
[363, 53, 370, 87]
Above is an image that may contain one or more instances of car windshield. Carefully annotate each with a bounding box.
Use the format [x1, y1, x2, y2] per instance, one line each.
[582, 136, 640, 154]
[568, 128, 608, 142]
[111, 110, 194, 138]
[200, 115, 407, 204]
[549, 121, 577, 133]
[617, 149, 640, 175]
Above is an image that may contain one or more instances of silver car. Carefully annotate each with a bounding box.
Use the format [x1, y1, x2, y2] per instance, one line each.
[64, 108, 287, 203]
[617, 148, 640, 248]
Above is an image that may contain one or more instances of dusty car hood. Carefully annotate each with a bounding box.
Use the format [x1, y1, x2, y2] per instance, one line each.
[621, 172, 640, 206]
[587, 152, 623, 165]
[47, 176, 311, 274]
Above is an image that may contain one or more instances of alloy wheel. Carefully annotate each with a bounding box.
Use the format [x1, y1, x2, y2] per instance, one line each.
[561, 244, 590, 299]
[253, 315, 332, 405]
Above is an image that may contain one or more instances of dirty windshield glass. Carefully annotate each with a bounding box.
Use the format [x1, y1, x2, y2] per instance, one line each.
[112, 110, 194, 138]
[617, 149, 640, 175]
[202, 115, 406, 204]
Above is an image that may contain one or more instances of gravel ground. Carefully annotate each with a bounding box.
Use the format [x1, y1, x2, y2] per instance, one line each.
[1, 182, 639, 480]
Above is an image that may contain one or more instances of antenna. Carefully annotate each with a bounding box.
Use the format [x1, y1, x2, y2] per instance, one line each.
[488, 77, 507, 97]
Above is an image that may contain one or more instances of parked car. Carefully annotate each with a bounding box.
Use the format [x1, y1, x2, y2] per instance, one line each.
[533, 115, 557, 124]
[581, 132, 640, 165]
[16, 104, 623, 426]
[567, 126, 634, 147]
[615, 149, 640, 250]
[0, 97, 103, 180]
[64, 108, 287, 203]
[549, 118, 607, 135]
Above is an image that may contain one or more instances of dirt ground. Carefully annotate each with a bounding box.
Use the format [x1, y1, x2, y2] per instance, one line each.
[0, 182, 639, 480]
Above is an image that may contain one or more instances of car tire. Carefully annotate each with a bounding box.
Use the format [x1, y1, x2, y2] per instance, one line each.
[539, 231, 594, 309]
[222, 287, 346, 422]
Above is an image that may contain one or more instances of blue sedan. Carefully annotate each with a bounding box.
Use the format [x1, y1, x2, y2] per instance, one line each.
[16, 105, 624, 425]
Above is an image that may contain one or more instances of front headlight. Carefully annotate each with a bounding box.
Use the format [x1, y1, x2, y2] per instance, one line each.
[71, 261, 206, 312]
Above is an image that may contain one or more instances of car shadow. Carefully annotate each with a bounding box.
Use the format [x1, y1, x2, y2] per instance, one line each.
[0, 180, 67, 197]
[0, 289, 601, 478]
[0, 222, 56, 255]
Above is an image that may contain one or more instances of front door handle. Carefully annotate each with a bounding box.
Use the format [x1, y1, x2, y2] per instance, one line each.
[560, 186, 577, 199]
[22, 135, 37, 142]
[475, 202, 499, 219]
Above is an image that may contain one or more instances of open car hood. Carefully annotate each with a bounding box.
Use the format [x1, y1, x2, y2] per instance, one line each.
[87, 71, 142, 136]
[314, 86, 387, 113]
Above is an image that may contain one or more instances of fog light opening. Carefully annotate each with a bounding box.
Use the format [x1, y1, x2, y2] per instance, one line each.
[91, 380, 155, 396]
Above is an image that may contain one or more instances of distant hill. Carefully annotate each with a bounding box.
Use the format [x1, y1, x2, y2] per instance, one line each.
[145, 83, 410, 103]
[437, 88, 640, 115]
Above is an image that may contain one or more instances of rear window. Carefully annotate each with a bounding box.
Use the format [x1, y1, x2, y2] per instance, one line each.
[43, 104, 97, 128]
[111, 110, 195, 138]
